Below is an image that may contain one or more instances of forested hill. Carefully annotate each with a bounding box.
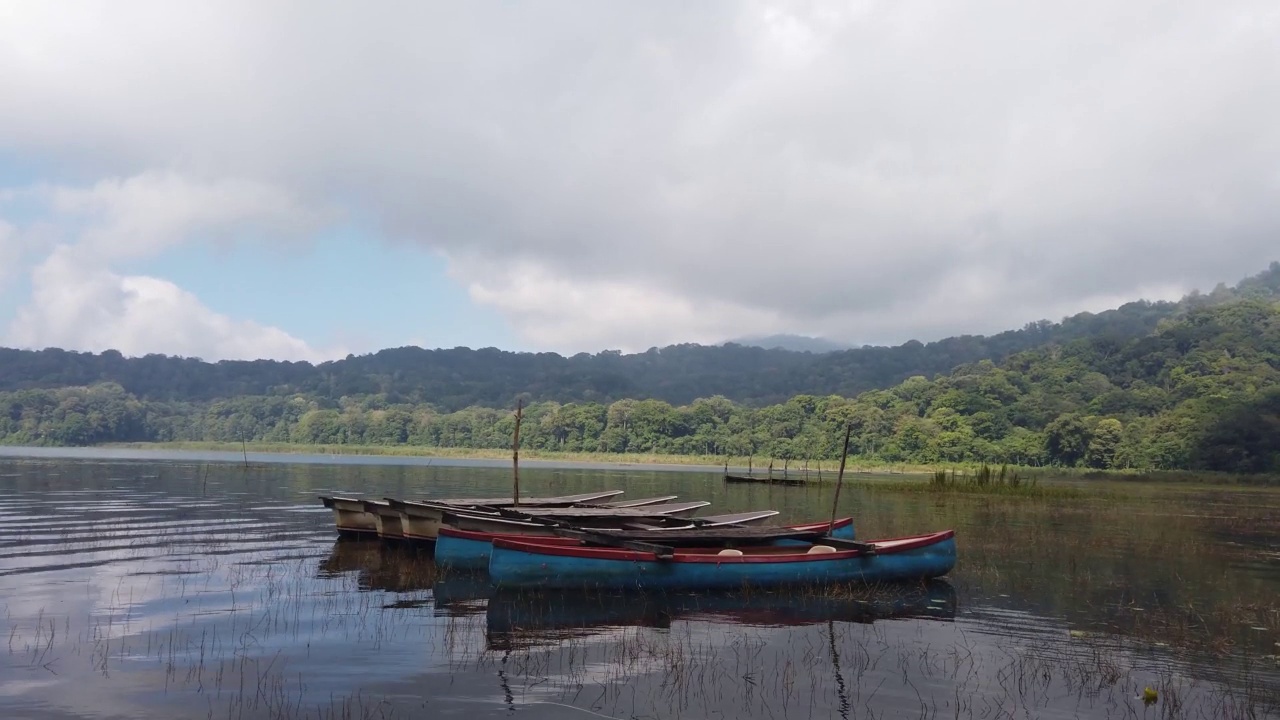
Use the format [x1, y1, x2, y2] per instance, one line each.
[2, 295, 1278, 473]
[1, 263, 1279, 410]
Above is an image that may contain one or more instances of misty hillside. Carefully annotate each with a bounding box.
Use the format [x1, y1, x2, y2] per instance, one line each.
[726, 334, 851, 353]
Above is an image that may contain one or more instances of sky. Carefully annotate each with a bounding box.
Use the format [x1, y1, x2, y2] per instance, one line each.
[1, 1, 1278, 363]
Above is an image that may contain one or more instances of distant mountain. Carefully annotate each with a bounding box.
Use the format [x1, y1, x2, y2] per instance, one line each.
[0, 262, 1277, 411]
[726, 334, 851, 353]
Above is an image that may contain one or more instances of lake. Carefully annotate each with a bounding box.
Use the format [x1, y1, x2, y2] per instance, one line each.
[1, 450, 1277, 719]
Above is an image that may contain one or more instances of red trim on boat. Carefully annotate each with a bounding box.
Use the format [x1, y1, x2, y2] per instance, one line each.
[491, 529, 954, 563]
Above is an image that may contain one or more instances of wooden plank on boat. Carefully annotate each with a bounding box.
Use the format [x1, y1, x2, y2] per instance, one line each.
[551, 529, 675, 559]
[596, 495, 679, 508]
[495, 502, 706, 519]
[816, 536, 878, 554]
[555, 525, 827, 546]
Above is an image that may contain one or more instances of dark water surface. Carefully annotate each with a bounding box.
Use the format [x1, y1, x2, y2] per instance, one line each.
[1, 452, 1277, 719]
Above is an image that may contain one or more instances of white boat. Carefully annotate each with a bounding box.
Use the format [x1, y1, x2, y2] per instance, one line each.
[362, 500, 406, 540]
[319, 495, 378, 537]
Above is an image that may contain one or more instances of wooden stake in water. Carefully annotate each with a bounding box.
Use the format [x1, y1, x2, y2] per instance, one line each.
[512, 399, 523, 507]
[829, 423, 852, 534]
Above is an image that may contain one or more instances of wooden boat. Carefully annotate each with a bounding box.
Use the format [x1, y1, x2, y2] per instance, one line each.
[444, 508, 779, 536]
[596, 495, 679, 508]
[498, 501, 711, 521]
[434, 495, 682, 521]
[362, 500, 407, 540]
[488, 530, 956, 591]
[431, 501, 714, 539]
[360, 494, 676, 541]
[435, 516, 854, 571]
[382, 490, 625, 542]
[724, 474, 807, 487]
[319, 495, 379, 537]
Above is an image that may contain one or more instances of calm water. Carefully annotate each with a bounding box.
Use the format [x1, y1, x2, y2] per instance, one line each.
[0, 451, 1277, 719]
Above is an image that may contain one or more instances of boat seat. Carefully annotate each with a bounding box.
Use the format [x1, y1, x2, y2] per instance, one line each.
[806, 545, 837, 554]
[716, 548, 744, 557]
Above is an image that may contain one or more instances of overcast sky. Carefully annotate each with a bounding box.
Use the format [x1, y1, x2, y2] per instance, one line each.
[1, 1, 1277, 361]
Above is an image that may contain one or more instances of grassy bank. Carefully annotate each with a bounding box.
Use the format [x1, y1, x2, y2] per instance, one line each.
[77, 441, 1278, 492]
[102, 440, 937, 473]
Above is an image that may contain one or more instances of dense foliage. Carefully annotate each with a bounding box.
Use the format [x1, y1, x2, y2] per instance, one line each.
[3, 263, 1277, 409]
[3, 295, 1278, 474]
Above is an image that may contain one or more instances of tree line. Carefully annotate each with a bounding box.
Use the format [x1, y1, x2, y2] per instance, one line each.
[3, 298, 1277, 474]
[2, 264, 1277, 410]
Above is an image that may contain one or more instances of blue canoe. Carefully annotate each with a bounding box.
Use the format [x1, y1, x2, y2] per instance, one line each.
[488, 529, 956, 591]
[436, 516, 858, 572]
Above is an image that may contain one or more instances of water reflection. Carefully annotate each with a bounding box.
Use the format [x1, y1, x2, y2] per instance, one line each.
[483, 580, 957, 651]
[0, 455, 1277, 720]
[317, 538, 437, 593]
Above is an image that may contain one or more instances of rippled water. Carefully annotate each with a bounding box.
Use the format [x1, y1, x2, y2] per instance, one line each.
[0, 451, 1277, 719]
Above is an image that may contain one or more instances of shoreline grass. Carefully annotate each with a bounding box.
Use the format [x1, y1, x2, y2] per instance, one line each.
[100, 440, 943, 474]
[13, 440, 1274, 490]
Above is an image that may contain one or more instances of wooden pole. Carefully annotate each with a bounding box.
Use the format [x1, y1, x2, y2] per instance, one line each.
[829, 423, 852, 534]
[512, 399, 523, 506]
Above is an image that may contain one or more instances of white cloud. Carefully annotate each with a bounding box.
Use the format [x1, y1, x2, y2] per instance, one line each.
[1, 1, 1279, 353]
[0, 220, 18, 290]
[1, 172, 338, 360]
[455, 258, 788, 352]
[47, 171, 327, 262]
[7, 245, 338, 362]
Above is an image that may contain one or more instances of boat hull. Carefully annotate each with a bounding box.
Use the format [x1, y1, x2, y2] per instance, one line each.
[488, 530, 954, 591]
[320, 496, 379, 537]
[385, 490, 627, 542]
[437, 518, 858, 572]
[364, 501, 406, 540]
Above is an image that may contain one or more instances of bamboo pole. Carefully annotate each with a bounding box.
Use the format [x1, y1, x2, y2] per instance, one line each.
[829, 423, 852, 534]
[512, 399, 523, 506]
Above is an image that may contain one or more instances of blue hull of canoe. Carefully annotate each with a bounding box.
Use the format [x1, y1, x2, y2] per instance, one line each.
[488, 535, 954, 591]
[435, 520, 858, 572]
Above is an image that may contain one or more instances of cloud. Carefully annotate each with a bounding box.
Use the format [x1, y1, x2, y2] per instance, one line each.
[7, 245, 338, 362]
[0, 220, 18, 290]
[1, 172, 338, 360]
[47, 171, 328, 261]
[454, 257, 788, 352]
[1, 1, 1279, 353]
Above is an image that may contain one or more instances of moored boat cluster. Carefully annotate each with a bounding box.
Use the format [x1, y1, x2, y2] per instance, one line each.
[318, 490, 956, 591]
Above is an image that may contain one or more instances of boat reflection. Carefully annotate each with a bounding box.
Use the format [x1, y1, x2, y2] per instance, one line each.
[483, 580, 957, 651]
[318, 538, 959, 655]
[317, 537, 437, 592]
